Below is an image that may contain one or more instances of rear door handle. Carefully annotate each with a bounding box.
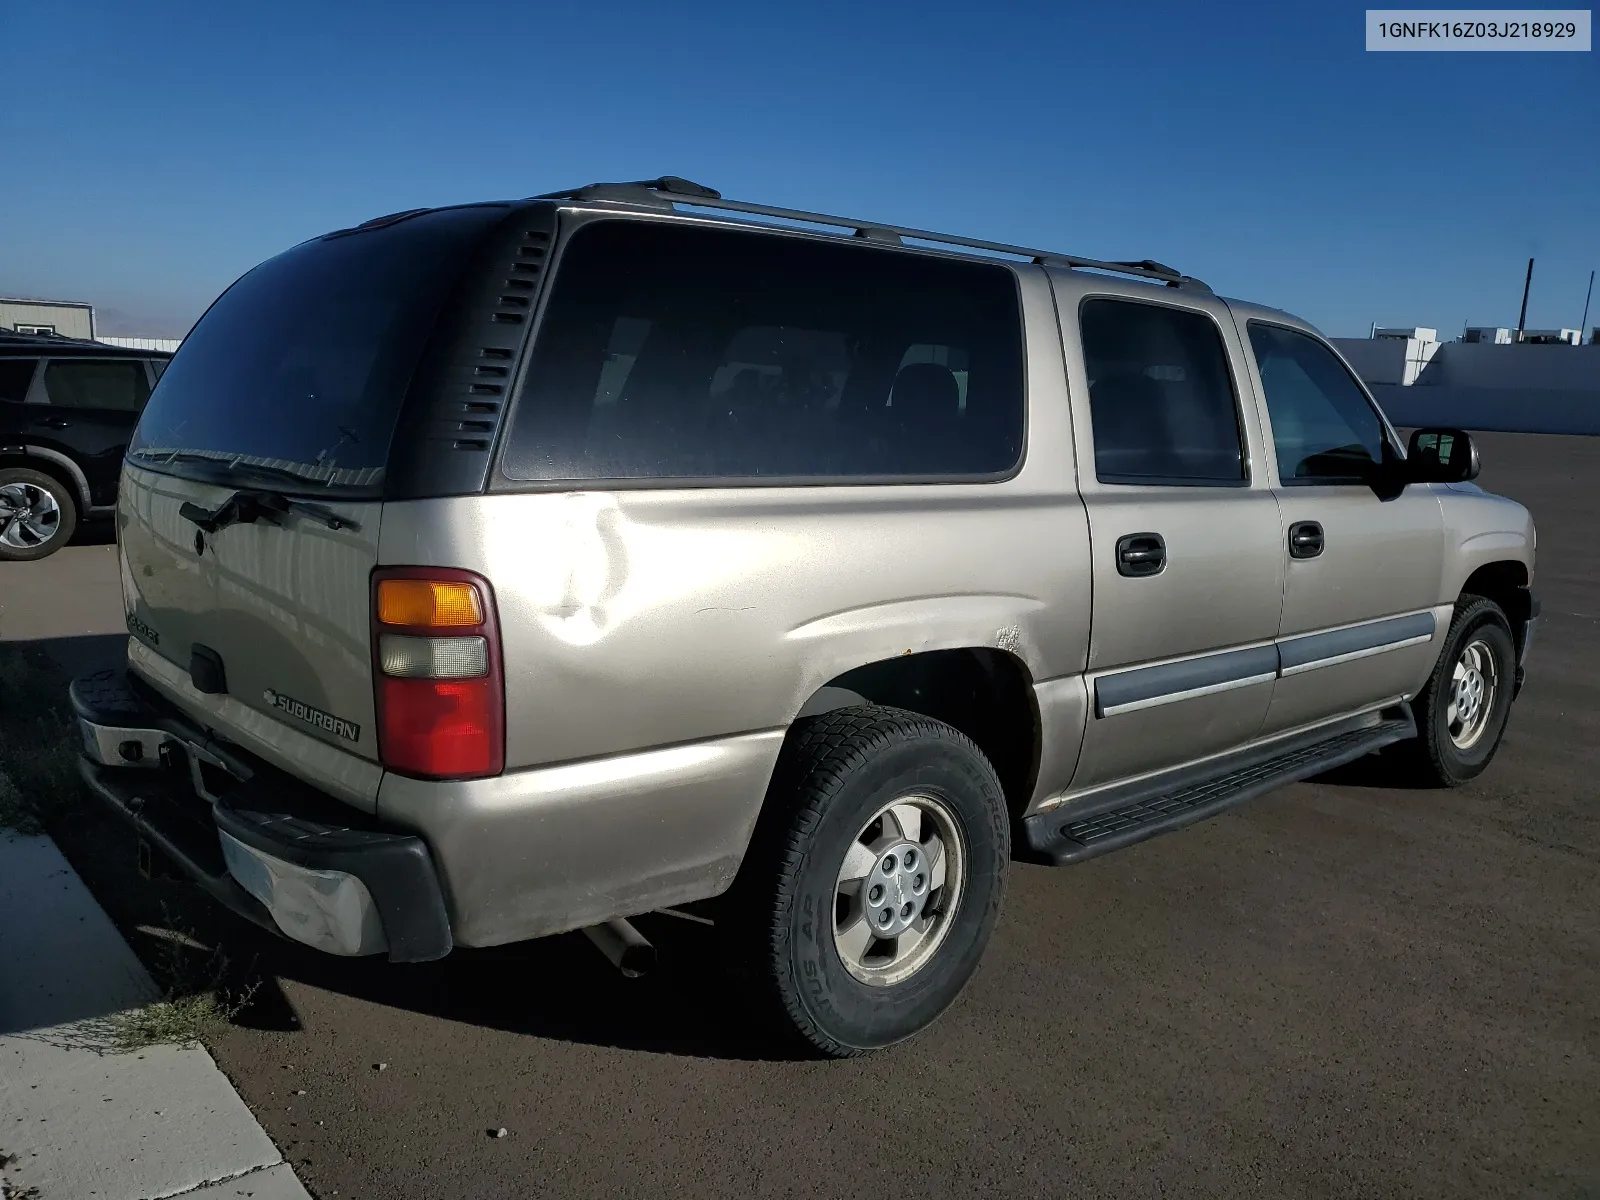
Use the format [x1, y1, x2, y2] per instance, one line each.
[40, 417, 71, 429]
[1115, 532, 1166, 577]
[1288, 520, 1324, 559]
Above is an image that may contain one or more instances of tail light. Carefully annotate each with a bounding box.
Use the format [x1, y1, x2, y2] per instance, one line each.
[372, 568, 504, 779]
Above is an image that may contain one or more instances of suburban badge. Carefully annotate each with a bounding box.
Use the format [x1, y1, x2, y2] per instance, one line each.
[262, 688, 360, 742]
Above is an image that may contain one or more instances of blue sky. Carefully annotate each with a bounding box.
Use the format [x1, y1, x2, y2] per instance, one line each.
[3, 1, 1595, 338]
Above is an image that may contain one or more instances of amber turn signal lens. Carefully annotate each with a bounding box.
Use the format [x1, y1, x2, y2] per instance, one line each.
[376, 579, 483, 628]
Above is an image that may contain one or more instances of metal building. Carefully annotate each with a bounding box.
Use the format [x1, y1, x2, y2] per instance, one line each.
[0, 297, 95, 340]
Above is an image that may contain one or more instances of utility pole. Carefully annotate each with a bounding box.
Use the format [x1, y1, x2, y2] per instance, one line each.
[1581, 269, 1595, 344]
[1516, 257, 1534, 342]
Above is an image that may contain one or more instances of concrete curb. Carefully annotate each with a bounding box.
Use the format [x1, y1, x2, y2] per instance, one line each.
[0, 830, 312, 1200]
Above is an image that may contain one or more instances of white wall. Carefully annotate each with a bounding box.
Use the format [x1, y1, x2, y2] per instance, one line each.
[96, 336, 182, 353]
[1333, 339, 1600, 437]
[1419, 343, 1600, 391]
[1332, 338, 1408, 385]
[1371, 383, 1600, 436]
[1332, 337, 1440, 386]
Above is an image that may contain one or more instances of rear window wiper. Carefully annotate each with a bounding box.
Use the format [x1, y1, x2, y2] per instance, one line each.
[178, 489, 357, 534]
[138, 450, 341, 489]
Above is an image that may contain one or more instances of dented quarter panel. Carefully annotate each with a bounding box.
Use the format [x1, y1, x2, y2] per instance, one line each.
[378, 486, 1089, 744]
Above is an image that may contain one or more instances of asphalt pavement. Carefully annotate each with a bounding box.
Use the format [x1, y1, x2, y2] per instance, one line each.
[2, 433, 1595, 1199]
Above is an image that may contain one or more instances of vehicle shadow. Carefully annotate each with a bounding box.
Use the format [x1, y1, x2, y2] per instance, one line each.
[1307, 744, 1435, 790]
[215, 905, 803, 1062]
[1, 633, 808, 1062]
[69, 516, 118, 547]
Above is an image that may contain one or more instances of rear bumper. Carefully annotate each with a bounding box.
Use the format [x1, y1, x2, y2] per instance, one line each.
[71, 668, 452, 963]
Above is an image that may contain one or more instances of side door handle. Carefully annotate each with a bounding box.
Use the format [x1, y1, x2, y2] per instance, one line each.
[1115, 532, 1166, 577]
[1288, 520, 1324, 559]
[40, 417, 72, 429]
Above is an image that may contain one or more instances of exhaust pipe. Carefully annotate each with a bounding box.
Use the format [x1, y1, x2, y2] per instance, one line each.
[581, 918, 656, 978]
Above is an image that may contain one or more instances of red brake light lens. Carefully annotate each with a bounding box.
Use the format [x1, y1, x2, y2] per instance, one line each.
[372, 568, 503, 780]
[378, 677, 497, 778]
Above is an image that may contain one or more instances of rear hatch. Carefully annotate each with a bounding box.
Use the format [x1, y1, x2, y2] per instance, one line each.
[119, 205, 513, 801]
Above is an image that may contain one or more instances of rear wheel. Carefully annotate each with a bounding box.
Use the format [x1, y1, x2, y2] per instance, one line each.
[731, 705, 1009, 1057]
[1401, 596, 1517, 786]
[0, 467, 77, 561]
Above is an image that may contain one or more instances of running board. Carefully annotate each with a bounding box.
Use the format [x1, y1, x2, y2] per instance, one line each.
[1021, 713, 1416, 866]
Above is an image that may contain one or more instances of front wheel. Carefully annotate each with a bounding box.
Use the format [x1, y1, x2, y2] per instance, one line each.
[1402, 596, 1517, 786]
[733, 706, 1009, 1057]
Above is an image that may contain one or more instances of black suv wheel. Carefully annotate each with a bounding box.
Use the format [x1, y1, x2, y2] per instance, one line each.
[0, 466, 77, 561]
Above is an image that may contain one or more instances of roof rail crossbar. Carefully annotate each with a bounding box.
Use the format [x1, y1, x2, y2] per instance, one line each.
[532, 178, 1209, 291]
[535, 176, 723, 209]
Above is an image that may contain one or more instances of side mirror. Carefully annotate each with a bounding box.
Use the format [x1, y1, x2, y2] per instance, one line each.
[1406, 427, 1480, 483]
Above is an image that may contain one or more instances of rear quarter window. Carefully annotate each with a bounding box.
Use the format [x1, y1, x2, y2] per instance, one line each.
[498, 220, 1026, 484]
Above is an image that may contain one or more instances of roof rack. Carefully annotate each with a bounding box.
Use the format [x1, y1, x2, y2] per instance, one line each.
[532, 177, 1210, 292]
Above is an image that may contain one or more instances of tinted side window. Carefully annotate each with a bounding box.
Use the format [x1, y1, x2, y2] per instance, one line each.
[0, 359, 38, 403]
[42, 360, 151, 412]
[1247, 323, 1386, 483]
[499, 221, 1025, 482]
[1079, 299, 1245, 485]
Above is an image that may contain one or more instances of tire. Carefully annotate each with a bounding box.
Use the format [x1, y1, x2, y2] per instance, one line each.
[1401, 596, 1517, 786]
[0, 466, 77, 562]
[730, 705, 1009, 1058]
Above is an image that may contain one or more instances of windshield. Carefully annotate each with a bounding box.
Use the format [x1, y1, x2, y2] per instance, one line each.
[128, 205, 505, 494]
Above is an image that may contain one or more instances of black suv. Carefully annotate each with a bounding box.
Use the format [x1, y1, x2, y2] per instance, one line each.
[0, 332, 171, 560]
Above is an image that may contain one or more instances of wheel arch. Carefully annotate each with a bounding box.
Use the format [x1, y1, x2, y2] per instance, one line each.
[789, 647, 1042, 825]
[0, 445, 91, 514]
[1458, 559, 1531, 623]
[1457, 560, 1535, 674]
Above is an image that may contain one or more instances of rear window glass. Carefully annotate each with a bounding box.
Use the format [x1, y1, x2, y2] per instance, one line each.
[43, 360, 151, 412]
[499, 220, 1025, 483]
[128, 206, 503, 493]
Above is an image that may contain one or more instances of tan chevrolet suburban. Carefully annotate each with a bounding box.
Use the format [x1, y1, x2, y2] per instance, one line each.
[73, 177, 1538, 1057]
